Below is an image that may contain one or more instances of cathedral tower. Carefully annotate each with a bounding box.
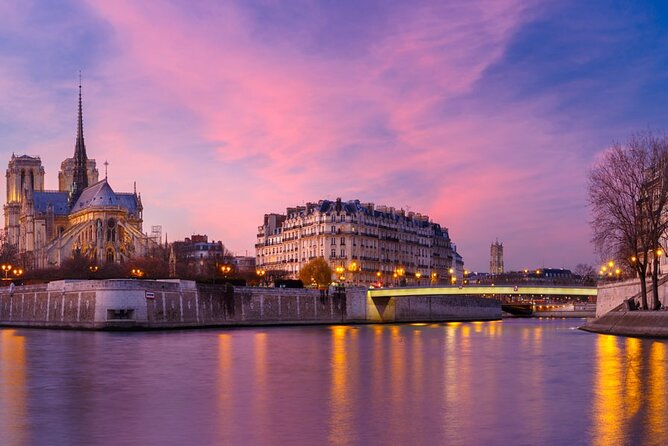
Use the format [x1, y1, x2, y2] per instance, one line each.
[4, 154, 44, 246]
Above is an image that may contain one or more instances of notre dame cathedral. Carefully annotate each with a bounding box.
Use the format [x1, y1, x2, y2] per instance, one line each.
[3, 84, 155, 269]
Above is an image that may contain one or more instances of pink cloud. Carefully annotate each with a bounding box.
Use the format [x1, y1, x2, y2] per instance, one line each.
[1, 0, 600, 270]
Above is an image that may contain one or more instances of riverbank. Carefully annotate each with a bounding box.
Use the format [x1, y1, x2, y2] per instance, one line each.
[580, 309, 668, 338]
[580, 276, 668, 337]
[0, 279, 501, 330]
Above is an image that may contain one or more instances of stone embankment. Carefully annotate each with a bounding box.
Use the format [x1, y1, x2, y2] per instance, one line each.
[581, 310, 668, 338]
[0, 279, 501, 330]
[581, 276, 668, 337]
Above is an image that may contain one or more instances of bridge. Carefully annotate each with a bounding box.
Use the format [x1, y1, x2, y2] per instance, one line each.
[368, 285, 597, 299]
[367, 285, 597, 317]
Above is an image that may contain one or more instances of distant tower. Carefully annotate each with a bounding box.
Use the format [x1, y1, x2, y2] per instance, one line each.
[490, 241, 504, 274]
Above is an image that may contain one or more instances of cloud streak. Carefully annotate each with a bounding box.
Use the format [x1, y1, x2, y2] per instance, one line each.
[1, 0, 667, 270]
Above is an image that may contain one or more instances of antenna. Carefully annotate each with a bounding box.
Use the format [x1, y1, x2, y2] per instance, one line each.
[104, 160, 109, 179]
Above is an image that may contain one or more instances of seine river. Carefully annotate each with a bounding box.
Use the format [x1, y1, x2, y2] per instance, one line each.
[1, 319, 667, 445]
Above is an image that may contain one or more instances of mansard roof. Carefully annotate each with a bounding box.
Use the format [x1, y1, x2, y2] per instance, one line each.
[306, 199, 433, 228]
[71, 179, 140, 217]
[32, 191, 69, 216]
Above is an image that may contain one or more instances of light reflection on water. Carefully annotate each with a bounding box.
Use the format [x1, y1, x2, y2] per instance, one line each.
[2, 320, 668, 445]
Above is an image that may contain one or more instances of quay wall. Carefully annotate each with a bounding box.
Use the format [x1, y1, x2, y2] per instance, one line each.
[0, 280, 501, 330]
[596, 278, 668, 317]
[582, 310, 668, 338]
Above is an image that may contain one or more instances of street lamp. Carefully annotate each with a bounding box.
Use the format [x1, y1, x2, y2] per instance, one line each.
[394, 267, 405, 286]
[12, 268, 23, 278]
[348, 261, 358, 285]
[89, 265, 99, 273]
[131, 268, 144, 278]
[256, 268, 266, 286]
[431, 271, 438, 285]
[1, 264, 12, 279]
[415, 271, 422, 286]
[335, 265, 345, 283]
[220, 265, 232, 278]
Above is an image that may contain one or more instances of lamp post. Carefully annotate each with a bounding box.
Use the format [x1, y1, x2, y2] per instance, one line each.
[376, 271, 382, 287]
[256, 268, 266, 286]
[656, 247, 665, 276]
[394, 267, 405, 287]
[131, 268, 144, 278]
[335, 265, 345, 284]
[430, 271, 438, 285]
[220, 265, 232, 280]
[415, 271, 422, 286]
[348, 261, 358, 285]
[12, 268, 23, 278]
[1, 264, 12, 280]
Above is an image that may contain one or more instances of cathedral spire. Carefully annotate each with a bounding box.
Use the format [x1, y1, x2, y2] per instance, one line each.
[71, 73, 89, 204]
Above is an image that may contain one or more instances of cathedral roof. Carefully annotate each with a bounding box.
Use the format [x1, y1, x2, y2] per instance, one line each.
[71, 179, 140, 216]
[32, 191, 69, 216]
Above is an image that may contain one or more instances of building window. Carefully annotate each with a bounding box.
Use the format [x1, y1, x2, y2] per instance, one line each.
[340, 237, 345, 246]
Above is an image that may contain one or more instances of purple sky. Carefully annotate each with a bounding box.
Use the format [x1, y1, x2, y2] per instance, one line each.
[1, 0, 668, 271]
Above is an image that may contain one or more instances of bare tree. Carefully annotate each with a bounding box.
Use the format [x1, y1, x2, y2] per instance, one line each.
[589, 132, 668, 310]
[573, 263, 596, 285]
[0, 231, 18, 265]
[638, 135, 668, 309]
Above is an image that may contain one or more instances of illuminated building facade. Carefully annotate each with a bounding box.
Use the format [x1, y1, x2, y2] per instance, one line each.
[256, 198, 464, 284]
[3, 84, 153, 269]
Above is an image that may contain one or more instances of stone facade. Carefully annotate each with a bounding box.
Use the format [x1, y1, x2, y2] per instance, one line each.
[256, 198, 464, 285]
[3, 85, 153, 269]
[490, 240, 503, 274]
[172, 234, 231, 275]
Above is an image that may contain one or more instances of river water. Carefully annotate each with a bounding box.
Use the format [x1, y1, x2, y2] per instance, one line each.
[1, 319, 667, 445]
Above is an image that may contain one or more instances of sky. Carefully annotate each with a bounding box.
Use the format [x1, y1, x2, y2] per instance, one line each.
[1, 0, 668, 272]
